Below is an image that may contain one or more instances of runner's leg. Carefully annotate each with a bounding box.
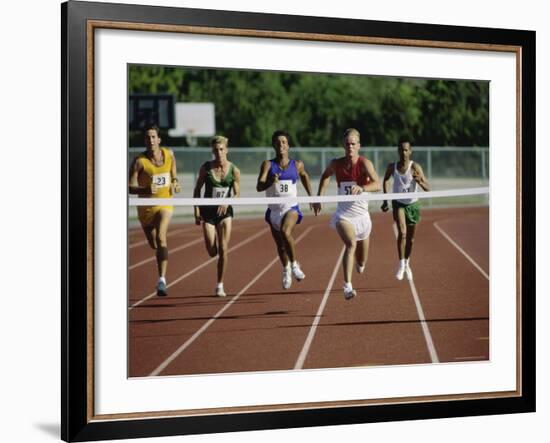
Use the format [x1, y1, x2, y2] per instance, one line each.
[355, 236, 369, 271]
[141, 224, 157, 250]
[155, 209, 173, 279]
[393, 207, 407, 260]
[405, 224, 417, 259]
[270, 225, 289, 268]
[202, 222, 218, 257]
[280, 210, 299, 263]
[215, 217, 232, 284]
[335, 219, 357, 284]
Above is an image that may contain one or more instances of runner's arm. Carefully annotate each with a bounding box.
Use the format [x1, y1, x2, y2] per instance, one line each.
[314, 160, 336, 214]
[193, 165, 207, 198]
[232, 166, 241, 198]
[317, 160, 335, 196]
[296, 160, 318, 214]
[382, 163, 394, 193]
[412, 163, 430, 191]
[193, 165, 207, 223]
[256, 160, 275, 192]
[296, 160, 314, 196]
[361, 158, 382, 192]
[169, 149, 181, 194]
[381, 163, 394, 211]
[128, 158, 152, 195]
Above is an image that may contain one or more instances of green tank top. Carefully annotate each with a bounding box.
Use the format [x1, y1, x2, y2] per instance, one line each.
[204, 161, 235, 199]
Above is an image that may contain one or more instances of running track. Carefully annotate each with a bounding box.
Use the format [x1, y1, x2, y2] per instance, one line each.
[128, 206, 489, 377]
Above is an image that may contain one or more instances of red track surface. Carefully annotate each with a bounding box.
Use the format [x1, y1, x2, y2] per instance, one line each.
[128, 206, 489, 377]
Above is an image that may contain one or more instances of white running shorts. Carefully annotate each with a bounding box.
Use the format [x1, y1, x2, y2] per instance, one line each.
[265, 205, 303, 231]
[330, 212, 372, 241]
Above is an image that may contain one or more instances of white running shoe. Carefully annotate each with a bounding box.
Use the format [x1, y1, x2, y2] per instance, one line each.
[291, 263, 305, 281]
[356, 263, 365, 274]
[343, 286, 356, 300]
[405, 264, 413, 281]
[395, 265, 405, 281]
[282, 268, 292, 289]
[215, 286, 226, 297]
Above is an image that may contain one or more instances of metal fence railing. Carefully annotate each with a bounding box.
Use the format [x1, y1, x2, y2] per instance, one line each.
[128, 146, 489, 217]
[129, 146, 488, 181]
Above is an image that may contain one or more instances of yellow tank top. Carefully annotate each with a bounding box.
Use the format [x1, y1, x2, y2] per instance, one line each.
[137, 147, 173, 199]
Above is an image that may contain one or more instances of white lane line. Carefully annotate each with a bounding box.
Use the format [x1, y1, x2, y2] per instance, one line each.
[129, 228, 268, 310]
[148, 256, 279, 376]
[129, 237, 204, 271]
[149, 227, 314, 377]
[294, 246, 345, 370]
[128, 228, 188, 249]
[128, 223, 252, 249]
[433, 222, 489, 280]
[129, 239, 150, 249]
[393, 224, 440, 364]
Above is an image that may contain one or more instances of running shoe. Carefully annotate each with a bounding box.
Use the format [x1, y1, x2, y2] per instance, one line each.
[156, 280, 168, 297]
[282, 268, 292, 289]
[291, 263, 305, 281]
[356, 263, 365, 274]
[395, 264, 405, 281]
[404, 264, 413, 281]
[215, 286, 226, 297]
[343, 286, 356, 300]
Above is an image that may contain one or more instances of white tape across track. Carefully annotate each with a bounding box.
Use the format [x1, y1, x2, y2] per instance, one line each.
[129, 187, 489, 206]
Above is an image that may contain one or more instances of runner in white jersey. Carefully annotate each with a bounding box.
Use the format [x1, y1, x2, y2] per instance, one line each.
[257, 130, 316, 290]
[314, 128, 381, 300]
[381, 136, 430, 281]
[393, 160, 418, 204]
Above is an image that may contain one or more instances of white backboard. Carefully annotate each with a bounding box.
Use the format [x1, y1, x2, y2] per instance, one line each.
[168, 102, 215, 137]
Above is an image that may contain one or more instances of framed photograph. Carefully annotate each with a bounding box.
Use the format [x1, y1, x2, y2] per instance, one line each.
[62, 0, 535, 441]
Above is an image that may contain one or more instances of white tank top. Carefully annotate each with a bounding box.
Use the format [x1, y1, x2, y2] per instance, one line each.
[392, 161, 418, 204]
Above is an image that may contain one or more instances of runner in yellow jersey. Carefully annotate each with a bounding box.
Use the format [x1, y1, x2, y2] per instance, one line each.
[129, 124, 181, 296]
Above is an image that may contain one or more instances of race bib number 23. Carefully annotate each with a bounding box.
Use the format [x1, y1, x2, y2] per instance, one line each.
[152, 173, 170, 188]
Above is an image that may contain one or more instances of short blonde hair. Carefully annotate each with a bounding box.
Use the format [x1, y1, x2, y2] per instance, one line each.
[210, 135, 228, 147]
[343, 128, 360, 142]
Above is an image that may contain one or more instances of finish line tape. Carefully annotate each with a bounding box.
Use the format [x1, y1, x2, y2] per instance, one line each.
[129, 187, 489, 206]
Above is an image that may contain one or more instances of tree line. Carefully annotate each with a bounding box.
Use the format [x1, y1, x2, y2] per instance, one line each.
[129, 65, 489, 148]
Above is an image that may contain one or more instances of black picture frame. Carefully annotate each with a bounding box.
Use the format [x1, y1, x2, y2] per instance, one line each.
[61, 1, 536, 441]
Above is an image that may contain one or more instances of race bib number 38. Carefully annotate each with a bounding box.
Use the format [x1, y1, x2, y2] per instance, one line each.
[274, 180, 296, 197]
[152, 173, 170, 188]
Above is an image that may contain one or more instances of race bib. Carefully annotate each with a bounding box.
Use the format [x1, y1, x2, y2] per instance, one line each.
[338, 181, 357, 195]
[274, 180, 296, 197]
[152, 172, 170, 188]
[213, 187, 229, 198]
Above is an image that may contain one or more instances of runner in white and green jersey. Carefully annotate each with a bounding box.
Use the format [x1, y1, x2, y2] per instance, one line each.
[381, 135, 430, 281]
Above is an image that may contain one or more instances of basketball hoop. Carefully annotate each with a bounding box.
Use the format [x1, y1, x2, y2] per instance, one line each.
[168, 103, 216, 145]
[185, 129, 198, 147]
